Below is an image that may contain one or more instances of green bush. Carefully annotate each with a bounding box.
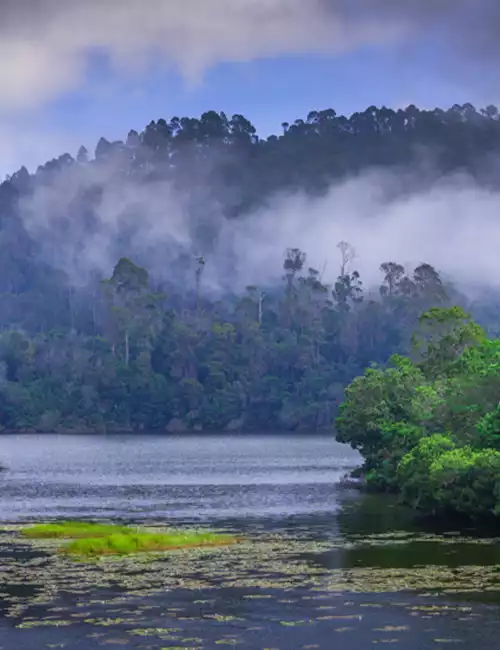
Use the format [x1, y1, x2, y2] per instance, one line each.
[428, 447, 500, 518]
[476, 404, 500, 450]
[337, 307, 500, 521]
[398, 434, 456, 511]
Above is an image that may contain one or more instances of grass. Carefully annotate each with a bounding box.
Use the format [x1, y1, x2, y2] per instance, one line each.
[62, 531, 237, 557]
[22, 521, 132, 540]
[21, 521, 238, 557]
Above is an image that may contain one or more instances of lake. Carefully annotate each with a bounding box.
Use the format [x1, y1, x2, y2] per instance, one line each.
[1, 433, 500, 649]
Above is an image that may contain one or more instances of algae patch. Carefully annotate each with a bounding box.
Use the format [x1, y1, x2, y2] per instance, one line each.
[22, 521, 133, 540]
[21, 521, 238, 557]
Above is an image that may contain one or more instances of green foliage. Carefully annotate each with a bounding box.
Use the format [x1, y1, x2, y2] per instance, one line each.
[412, 306, 486, 379]
[398, 434, 457, 510]
[62, 530, 236, 557]
[336, 357, 426, 474]
[428, 447, 500, 518]
[338, 307, 500, 521]
[399, 438, 500, 518]
[2, 105, 500, 436]
[0, 244, 457, 434]
[1, 103, 500, 435]
[477, 404, 500, 449]
[22, 521, 236, 557]
[22, 521, 132, 539]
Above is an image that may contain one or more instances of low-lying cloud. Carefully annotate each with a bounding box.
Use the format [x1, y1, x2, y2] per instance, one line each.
[17, 161, 500, 296]
[0, 0, 499, 111]
[221, 171, 500, 294]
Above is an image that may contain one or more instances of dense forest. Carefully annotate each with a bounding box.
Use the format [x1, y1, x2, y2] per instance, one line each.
[0, 103, 500, 432]
[337, 306, 500, 521]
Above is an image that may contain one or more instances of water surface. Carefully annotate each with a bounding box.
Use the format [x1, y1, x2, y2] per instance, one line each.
[0, 433, 359, 521]
[1, 433, 500, 650]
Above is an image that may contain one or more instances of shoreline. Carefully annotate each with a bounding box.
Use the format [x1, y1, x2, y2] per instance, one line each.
[0, 428, 338, 436]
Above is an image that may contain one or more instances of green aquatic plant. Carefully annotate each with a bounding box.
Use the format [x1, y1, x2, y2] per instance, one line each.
[21, 521, 238, 557]
[62, 531, 237, 557]
[22, 521, 133, 540]
[1, 523, 499, 649]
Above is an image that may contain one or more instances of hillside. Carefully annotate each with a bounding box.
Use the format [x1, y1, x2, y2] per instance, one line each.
[0, 103, 499, 432]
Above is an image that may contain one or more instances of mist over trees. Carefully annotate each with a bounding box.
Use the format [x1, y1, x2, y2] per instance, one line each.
[0, 103, 500, 432]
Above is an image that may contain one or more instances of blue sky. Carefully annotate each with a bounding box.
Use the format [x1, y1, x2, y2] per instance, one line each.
[0, 0, 497, 178]
[3, 46, 489, 179]
[53, 44, 465, 139]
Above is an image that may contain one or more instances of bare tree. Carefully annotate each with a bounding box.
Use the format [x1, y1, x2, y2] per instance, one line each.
[337, 241, 356, 277]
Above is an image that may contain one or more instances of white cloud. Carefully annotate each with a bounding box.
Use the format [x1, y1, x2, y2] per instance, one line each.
[226, 173, 500, 293]
[17, 160, 500, 295]
[0, 0, 496, 111]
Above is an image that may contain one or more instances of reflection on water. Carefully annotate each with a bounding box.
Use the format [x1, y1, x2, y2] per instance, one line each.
[1, 434, 500, 649]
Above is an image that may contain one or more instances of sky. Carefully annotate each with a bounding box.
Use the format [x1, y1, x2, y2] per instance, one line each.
[1, 0, 499, 179]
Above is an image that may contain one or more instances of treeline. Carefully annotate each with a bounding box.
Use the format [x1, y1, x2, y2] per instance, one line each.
[337, 307, 500, 522]
[0, 103, 499, 431]
[2, 102, 500, 336]
[0, 252, 457, 433]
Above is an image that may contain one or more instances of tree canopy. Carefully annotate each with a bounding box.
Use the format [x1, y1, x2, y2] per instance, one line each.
[337, 307, 500, 520]
[0, 103, 499, 433]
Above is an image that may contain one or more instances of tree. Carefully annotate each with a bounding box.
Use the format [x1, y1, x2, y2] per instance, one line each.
[76, 146, 89, 164]
[283, 248, 306, 326]
[336, 355, 426, 488]
[413, 263, 447, 306]
[101, 258, 153, 367]
[195, 255, 206, 320]
[337, 241, 356, 277]
[333, 270, 363, 312]
[1, 101, 500, 437]
[380, 262, 405, 298]
[411, 306, 486, 379]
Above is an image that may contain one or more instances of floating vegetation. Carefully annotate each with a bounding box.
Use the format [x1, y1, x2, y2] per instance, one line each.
[16, 619, 73, 629]
[22, 521, 134, 539]
[2, 522, 500, 648]
[6, 524, 500, 598]
[62, 531, 238, 557]
[20, 521, 238, 557]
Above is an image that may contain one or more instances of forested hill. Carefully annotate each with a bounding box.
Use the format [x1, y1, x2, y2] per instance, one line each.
[0, 103, 500, 433]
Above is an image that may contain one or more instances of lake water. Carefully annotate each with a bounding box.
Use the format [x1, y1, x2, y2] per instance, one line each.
[1, 434, 500, 649]
[0, 434, 360, 522]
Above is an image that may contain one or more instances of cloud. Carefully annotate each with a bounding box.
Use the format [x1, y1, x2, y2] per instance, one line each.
[224, 171, 500, 294]
[17, 157, 500, 297]
[0, 0, 498, 111]
[6, 1, 500, 296]
[17, 158, 194, 285]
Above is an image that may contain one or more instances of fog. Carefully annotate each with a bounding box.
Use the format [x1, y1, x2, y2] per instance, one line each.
[17, 158, 500, 297]
[2, 1, 500, 297]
